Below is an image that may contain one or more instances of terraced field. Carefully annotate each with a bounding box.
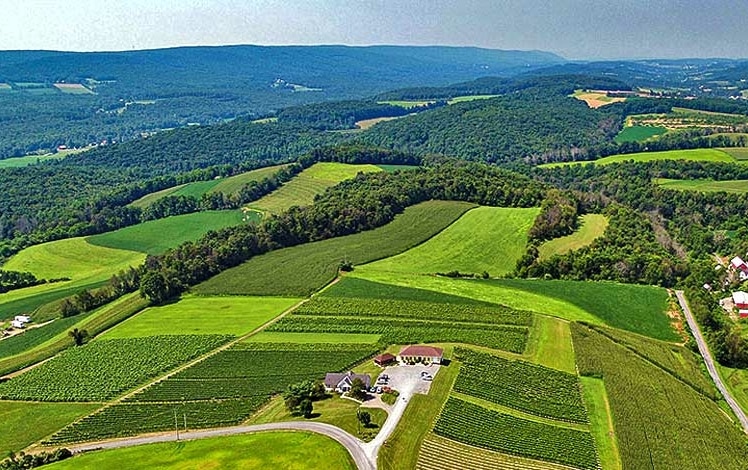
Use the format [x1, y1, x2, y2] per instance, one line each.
[360, 206, 539, 276]
[655, 178, 748, 194]
[247, 162, 382, 214]
[538, 214, 609, 259]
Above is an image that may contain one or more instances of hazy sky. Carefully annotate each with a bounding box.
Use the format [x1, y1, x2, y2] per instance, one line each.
[3, 0, 747, 59]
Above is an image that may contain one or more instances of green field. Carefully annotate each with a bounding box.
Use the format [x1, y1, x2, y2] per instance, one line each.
[447, 95, 499, 104]
[614, 125, 667, 143]
[194, 200, 475, 296]
[0, 153, 66, 168]
[580, 378, 622, 470]
[247, 162, 382, 214]
[721, 147, 748, 160]
[655, 178, 748, 193]
[360, 207, 538, 277]
[129, 165, 289, 208]
[0, 401, 100, 456]
[540, 148, 740, 168]
[4, 238, 144, 283]
[527, 316, 576, 374]
[45, 432, 355, 470]
[87, 210, 246, 255]
[538, 214, 609, 259]
[245, 332, 381, 344]
[100, 296, 298, 338]
[378, 99, 436, 108]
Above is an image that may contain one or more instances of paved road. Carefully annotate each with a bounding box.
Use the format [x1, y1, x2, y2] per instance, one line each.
[70, 421, 375, 470]
[676, 290, 748, 433]
[362, 381, 415, 462]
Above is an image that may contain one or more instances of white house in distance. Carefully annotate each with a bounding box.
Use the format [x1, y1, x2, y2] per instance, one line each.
[398, 345, 444, 365]
[11, 315, 31, 329]
[734, 291, 748, 318]
[730, 256, 748, 281]
[323, 371, 371, 393]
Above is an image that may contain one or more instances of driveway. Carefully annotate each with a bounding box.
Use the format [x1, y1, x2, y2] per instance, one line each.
[381, 363, 440, 395]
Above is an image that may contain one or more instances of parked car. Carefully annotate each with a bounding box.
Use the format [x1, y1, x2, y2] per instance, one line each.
[369, 386, 377, 393]
[422, 374, 433, 381]
[376, 386, 383, 394]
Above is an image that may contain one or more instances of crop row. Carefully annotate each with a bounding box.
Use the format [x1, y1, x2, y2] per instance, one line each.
[454, 348, 588, 423]
[434, 397, 600, 470]
[268, 316, 529, 353]
[127, 375, 311, 402]
[46, 398, 266, 444]
[0, 335, 231, 402]
[571, 323, 748, 470]
[294, 297, 533, 326]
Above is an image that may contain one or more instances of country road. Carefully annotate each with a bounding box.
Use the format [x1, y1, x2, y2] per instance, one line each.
[675, 290, 748, 433]
[69, 421, 376, 470]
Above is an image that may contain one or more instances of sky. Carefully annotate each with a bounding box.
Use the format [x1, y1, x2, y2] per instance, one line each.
[2, 0, 747, 60]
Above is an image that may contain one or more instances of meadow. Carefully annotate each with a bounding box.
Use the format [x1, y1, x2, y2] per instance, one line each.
[539, 148, 741, 168]
[360, 207, 539, 276]
[0, 401, 100, 456]
[722, 147, 748, 160]
[356, 115, 408, 129]
[655, 178, 748, 194]
[247, 162, 382, 214]
[45, 432, 356, 470]
[194, 200, 475, 296]
[614, 125, 667, 143]
[572, 90, 627, 108]
[87, 210, 246, 255]
[101, 295, 298, 338]
[538, 214, 609, 259]
[0, 153, 66, 168]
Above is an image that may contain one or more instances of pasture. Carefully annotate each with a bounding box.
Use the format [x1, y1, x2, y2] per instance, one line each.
[360, 206, 539, 276]
[539, 148, 741, 168]
[247, 162, 382, 214]
[101, 296, 298, 338]
[87, 210, 246, 255]
[572, 90, 627, 108]
[538, 214, 609, 259]
[614, 125, 667, 143]
[45, 432, 356, 470]
[0, 401, 99, 456]
[721, 147, 748, 160]
[194, 200, 474, 296]
[655, 178, 748, 194]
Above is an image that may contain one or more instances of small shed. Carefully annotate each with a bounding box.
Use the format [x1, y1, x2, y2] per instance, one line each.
[374, 353, 396, 367]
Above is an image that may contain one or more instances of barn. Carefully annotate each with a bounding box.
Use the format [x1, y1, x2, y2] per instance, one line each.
[733, 291, 748, 318]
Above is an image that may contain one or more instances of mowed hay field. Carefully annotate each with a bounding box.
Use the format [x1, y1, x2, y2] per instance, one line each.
[129, 164, 289, 208]
[540, 148, 742, 168]
[194, 200, 475, 297]
[614, 125, 667, 143]
[87, 210, 246, 255]
[538, 214, 609, 259]
[0, 401, 100, 456]
[247, 162, 382, 214]
[45, 432, 356, 470]
[720, 147, 748, 160]
[655, 178, 748, 193]
[360, 207, 539, 276]
[100, 296, 298, 338]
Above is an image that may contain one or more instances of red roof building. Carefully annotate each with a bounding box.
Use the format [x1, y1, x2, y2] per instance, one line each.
[374, 353, 396, 366]
[398, 345, 444, 364]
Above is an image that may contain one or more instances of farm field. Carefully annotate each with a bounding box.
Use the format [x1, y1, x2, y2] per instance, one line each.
[100, 295, 298, 338]
[247, 162, 382, 214]
[53, 83, 94, 94]
[539, 148, 741, 168]
[0, 279, 107, 321]
[360, 206, 539, 276]
[572, 90, 627, 108]
[721, 147, 748, 160]
[245, 332, 382, 344]
[572, 323, 748, 469]
[580, 377, 622, 470]
[0, 401, 100, 456]
[614, 125, 667, 143]
[447, 95, 499, 104]
[45, 432, 356, 470]
[537, 214, 609, 260]
[656, 178, 748, 193]
[356, 115, 408, 129]
[0, 153, 67, 168]
[87, 210, 247, 255]
[0, 313, 93, 360]
[194, 200, 475, 296]
[527, 316, 575, 374]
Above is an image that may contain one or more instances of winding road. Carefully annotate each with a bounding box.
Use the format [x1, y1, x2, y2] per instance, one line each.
[675, 290, 748, 433]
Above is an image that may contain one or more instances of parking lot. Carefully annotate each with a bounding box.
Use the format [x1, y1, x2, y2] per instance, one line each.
[376, 363, 440, 395]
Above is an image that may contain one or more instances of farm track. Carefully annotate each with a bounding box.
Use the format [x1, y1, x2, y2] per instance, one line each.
[675, 290, 748, 433]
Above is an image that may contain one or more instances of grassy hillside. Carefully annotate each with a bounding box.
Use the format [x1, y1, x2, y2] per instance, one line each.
[538, 214, 609, 259]
[194, 200, 475, 296]
[614, 125, 667, 143]
[721, 147, 748, 160]
[655, 178, 748, 193]
[540, 148, 740, 168]
[248, 162, 382, 214]
[87, 210, 247, 255]
[360, 206, 539, 276]
[101, 296, 298, 338]
[45, 432, 355, 470]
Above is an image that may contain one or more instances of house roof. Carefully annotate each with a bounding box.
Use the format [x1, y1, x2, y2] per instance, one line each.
[324, 371, 371, 388]
[374, 353, 396, 363]
[734, 291, 748, 305]
[731, 257, 747, 269]
[399, 345, 443, 358]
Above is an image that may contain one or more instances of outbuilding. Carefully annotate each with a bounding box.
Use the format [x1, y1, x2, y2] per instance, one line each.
[374, 353, 396, 367]
[398, 345, 443, 365]
[11, 320, 25, 329]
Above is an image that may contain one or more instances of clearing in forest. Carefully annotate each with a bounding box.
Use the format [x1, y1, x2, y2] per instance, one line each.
[572, 90, 627, 108]
[360, 206, 539, 276]
[540, 148, 741, 168]
[53, 83, 94, 94]
[655, 178, 748, 194]
[538, 214, 609, 259]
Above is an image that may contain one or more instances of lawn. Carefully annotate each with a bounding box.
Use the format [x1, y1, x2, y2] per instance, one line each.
[248, 394, 387, 442]
[245, 332, 381, 344]
[193, 200, 475, 297]
[614, 125, 667, 143]
[87, 210, 246, 255]
[360, 207, 539, 277]
[539, 148, 740, 168]
[45, 432, 356, 470]
[527, 316, 575, 374]
[538, 214, 609, 260]
[3, 238, 144, 282]
[378, 361, 460, 470]
[579, 378, 622, 470]
[0, 401, 100, 456]
[247, 162, 382, 214]
[655, 178, 748, 194]
[100, 296, 298, 338]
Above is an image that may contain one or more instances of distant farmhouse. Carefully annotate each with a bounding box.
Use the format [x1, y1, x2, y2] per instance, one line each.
[324, 371, 371, 393]
[734, 291, 748, 318]
[730, 256, 748, 281]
